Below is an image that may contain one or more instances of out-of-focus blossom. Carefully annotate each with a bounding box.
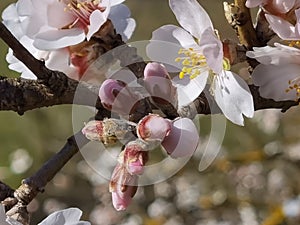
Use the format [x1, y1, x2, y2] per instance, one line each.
[247, 43, 300, 101]
[12, 0, 134, 50]
[1, 0, 135, 80]
[245, 0, 300, 40]
[98, 79, 140, 116]
[148, 0, 254, 125]
[37, 207, 91, 225]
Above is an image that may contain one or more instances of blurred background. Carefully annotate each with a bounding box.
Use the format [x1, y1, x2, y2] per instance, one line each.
[1, 0, 300, 224]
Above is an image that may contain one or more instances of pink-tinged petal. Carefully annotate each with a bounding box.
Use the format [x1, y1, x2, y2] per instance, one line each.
[137, 114, 172, 142]
[111, 185, 136, 211]
[173, 70, 209, 108]
[272, 0, 295, 14]
[162, 118, 199, 158]
[143, 62, 177, 105]
[82, 120, 104, 141]
[33, 29, 85, 50]
[99, 79, 139, 115]
[252, 64, 300, 101]
[87, 10, 107, 40]
[265, 14, 298, 40]
[199, 28, 223, 74]
[169, 0, 213, 40]
[123, 141, 148, 175]
[214, 71, 254, 126]
[295, 8, 300, 35]
[47, 1, 75, 28]
[245, 0, 265, 8]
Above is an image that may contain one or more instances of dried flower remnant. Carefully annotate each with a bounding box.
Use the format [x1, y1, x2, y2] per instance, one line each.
[82, 118, 135, 146]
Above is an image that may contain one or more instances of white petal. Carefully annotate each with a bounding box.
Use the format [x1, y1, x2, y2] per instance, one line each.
[252, 64, 300, 101]
[37, 208, 87, 225]
[247, 43, 300, 65]
[174, 71, 209, 107]
[169, 0, 213, 39]
[109, 4, 136, 41]
[33, 29, 85, 50]
[147, 25, 197, 72]
[2, 3, 18, 21]
[245, 0, 264, 8]
[46, 49, 78, 79]
[265, 14, 298, 40]
[110, 0, 125, 6]
[47, 1, 75, 28]
[87, 10, 107, 40]
[214, 71, 254, 126]
[162, 118, 199, 158]
[199, 28, 223, 74]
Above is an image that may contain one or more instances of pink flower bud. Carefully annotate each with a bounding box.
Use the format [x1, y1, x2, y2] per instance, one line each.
[143, 62, 177, 106]
[109, 156, 138, 211]
[124, 141, 149, 175]
[82, 120, 103, 141]
[161, 118, 199, 158]
[99, 79, 140, 116]
[137, 114, 172, 142]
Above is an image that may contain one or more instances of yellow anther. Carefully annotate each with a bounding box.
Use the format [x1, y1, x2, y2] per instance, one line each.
[175, 57, 182, 62]
[179, 71, 185, 79]
[182, 59, 190, 66]
[222, 58, 231, 71]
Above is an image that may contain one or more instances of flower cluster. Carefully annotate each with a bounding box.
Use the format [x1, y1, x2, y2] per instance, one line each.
[2, 0, 135, 80]
[246, 0, 300, 101]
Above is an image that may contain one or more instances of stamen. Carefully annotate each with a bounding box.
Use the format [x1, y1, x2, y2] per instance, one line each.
[285, 77, 300, 100]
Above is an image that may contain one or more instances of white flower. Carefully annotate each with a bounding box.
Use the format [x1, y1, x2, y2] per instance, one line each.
[2, 0, 135, 80]
[245, 0, 300, 40]
[247, 43, 300, 101]
[148, 0, 254, 125]
[37, 208, 90, 225]
[6, 0, 135, 50]
[0, 205, 90, 225]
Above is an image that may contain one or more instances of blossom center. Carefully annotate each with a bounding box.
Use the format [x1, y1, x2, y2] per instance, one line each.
[175, 48, 231, 79]
[286, 77, 300, 99]
[287, 41, 300, 48]
[61, 0, 105, 29]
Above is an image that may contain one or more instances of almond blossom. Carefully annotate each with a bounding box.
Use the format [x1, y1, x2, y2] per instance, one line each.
[14, 0, 135, 50]
[245, 0, 300, 40]
[0, 205, 90, 225]
[2, 0, 135, 80]
[247, 42, 300, 101]
[147, 0, 254, 125]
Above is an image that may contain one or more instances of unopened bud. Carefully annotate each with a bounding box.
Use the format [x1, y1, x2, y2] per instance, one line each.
[137, 114, 172, 143]
[99, 79, 140, 116]
[144, 62, 177, 106]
